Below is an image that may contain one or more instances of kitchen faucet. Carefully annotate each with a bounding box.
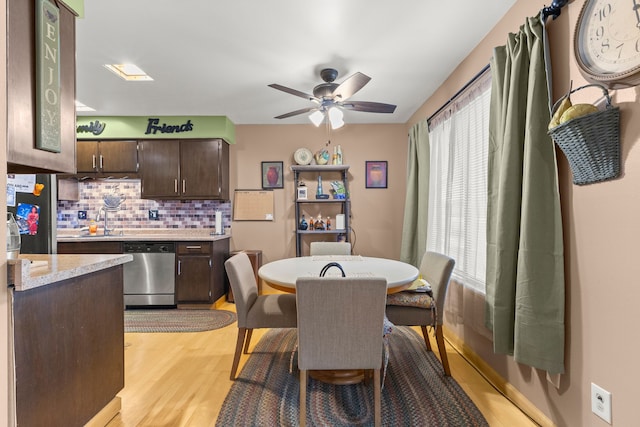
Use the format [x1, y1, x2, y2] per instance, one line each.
[97, 206, 115, 236]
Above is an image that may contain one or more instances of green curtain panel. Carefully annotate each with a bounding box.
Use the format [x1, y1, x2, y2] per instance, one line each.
[485, 16, 565, 374]
[400, 120, 430, 268]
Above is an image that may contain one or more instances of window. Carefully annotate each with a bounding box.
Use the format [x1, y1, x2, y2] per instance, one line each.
[426, 73, 490, 293]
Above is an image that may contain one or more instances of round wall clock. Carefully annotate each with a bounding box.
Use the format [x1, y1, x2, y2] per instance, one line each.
[574, 0, 640, 89]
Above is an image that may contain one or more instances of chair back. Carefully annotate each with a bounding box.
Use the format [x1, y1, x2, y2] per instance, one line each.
[309, 241, 351, 256]
[420, 251, 455, 324]
[296, 276, 387, 371]
[224, 252, 259, 328]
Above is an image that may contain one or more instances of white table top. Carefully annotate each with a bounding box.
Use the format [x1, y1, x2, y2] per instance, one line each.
[258, 255, 419, 293]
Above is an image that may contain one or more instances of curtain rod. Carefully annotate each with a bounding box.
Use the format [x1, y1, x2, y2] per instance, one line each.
[541, 0, 569, 21]
[426, 64, 490, 125]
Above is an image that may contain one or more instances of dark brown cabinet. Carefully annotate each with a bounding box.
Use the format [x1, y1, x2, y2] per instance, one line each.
[57, 241, 123, 254]
[7, 0, 77, 174]
[140, 139, 229, 200]
[77, 140, 139, 176]
[176, 239, 229, 304]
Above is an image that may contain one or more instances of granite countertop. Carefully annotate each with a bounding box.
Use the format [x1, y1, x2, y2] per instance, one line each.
[7, 254, 133, 292]
[57, 228, 231, 242]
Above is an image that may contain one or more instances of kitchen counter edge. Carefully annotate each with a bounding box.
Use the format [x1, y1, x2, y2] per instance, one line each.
[7, 254, 134, 292]
[56, 229, 232, 242]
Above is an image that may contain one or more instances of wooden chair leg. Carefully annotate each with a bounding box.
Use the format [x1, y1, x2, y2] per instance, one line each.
[435, 326, 451, 376]
[373, 368, 381, 427]
[420, 326, 433, 351]
[300, 369, 307, 427]
[243, 328, 254, 354]
[230, 328, 247, 380]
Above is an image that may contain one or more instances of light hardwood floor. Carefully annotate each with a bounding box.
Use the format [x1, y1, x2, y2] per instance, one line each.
[106, 299, 539, 427]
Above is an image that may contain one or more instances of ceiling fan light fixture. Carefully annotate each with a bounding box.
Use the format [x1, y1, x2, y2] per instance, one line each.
[328, 107, 344, 129]
[309, 110, 325, 127]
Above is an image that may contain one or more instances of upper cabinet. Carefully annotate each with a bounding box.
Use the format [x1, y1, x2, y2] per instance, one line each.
[7, 0, 77, 174]
[140, 139, 229, 200]
[77, 140, 139, 177]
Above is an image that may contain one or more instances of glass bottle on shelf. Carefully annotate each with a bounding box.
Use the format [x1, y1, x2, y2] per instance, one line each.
[299, 214, 308, 230]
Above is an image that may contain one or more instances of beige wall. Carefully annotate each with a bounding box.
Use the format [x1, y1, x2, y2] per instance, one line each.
[228, 124, 408, 262]
[407, 1, 640, 426]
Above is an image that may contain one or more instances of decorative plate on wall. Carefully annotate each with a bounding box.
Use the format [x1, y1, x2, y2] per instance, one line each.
[294, 147, 313, 165]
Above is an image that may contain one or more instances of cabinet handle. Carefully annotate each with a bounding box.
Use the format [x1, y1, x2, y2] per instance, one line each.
[185, 245, 202, 250]
[99, 155, 104, 170]
[92, 155, 96, 170]
[177, 260, 182, 275]
[174, 179, 178, 193]
[182, 179, 186, 193]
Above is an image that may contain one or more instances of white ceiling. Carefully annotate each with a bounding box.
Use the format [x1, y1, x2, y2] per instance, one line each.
[75, 1, 517, 125]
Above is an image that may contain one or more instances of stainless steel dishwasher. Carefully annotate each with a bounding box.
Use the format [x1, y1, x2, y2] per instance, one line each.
[123, 242, 176, 307]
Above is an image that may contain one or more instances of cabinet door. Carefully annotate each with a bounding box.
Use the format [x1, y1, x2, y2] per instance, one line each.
[76, 141, 99, 173]
[7, 0, 77, 173]
[57, 241, 123, 254]
[140, 140, 180, 198]
[176, 256, 212, 303]
[99, 140, 139, 173]
[180, 139, 227, 199]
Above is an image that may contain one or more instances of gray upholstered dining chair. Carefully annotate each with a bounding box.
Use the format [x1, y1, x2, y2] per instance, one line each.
[309, 241, 351, 255]
[224, 252, 298, 380]
[296, 276, 387, 427]
[385, 251, 455, 376]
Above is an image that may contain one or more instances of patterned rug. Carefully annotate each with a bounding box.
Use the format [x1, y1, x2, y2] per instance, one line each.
[217, 327, 488, 426]
[124, 309, 236, 333]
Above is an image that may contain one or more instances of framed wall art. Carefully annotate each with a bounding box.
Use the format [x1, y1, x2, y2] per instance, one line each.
[261, 161, 284, 189]
[365, 161, 388, 188]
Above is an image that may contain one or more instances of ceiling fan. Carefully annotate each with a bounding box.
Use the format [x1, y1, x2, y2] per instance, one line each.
[269, 68, 397, 128]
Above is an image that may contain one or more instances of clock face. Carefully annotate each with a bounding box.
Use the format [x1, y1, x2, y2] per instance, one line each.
[575, 0, 640, 87]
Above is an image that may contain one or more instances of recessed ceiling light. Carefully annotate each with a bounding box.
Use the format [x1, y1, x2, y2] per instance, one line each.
[75, 100, 95, 112]
[104, 63, 153, 81]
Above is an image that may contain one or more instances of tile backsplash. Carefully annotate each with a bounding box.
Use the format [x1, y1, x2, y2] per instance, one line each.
[57, 179, 231, 230]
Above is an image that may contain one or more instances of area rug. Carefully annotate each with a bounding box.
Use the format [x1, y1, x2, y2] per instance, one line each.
[216, 326, 488, 426]
[124, 309, 236, 333]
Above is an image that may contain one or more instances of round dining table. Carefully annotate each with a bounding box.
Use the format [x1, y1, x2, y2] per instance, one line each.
[258, 255, 419, 294]
[258, 255, 419, 385]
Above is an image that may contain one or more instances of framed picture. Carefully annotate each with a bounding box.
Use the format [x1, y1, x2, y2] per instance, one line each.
[261, 161, 284, 189]
[297, 186, 308, 200]
[365, 161, 388, 188]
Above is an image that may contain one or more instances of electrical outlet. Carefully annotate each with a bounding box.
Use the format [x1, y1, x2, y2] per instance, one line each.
[77, 210, 87, 220]
[591, 383, 612, 424]
[149, 210, 159, 220]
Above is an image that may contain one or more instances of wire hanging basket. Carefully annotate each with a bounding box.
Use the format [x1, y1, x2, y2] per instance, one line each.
[548, 84, 620, 185]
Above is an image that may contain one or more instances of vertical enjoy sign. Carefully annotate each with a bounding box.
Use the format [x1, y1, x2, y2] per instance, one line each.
[36, 0, 61, 152]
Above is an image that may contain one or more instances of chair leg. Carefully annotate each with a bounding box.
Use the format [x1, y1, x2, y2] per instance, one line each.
[230, 327, 247, 380]
[243, 328, 254, 354]
[435, 326, 451, 376]
[300, 369, 307, 427]
[420, 326, 433, 351]
[373, 368, 381, 427]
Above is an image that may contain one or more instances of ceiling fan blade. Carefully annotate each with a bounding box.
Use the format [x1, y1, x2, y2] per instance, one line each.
[274, 107, 318, 119]
[342, 101, 397, 113]
[269, 84, 318, 101]
[332, 72, 371, 101]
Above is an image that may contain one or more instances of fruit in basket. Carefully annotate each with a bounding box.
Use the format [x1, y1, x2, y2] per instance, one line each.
[559, 104, 598, 124]
[548, 96, 572, 129]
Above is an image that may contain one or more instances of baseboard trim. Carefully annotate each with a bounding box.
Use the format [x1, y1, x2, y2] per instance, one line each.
[443, 326, 554, 427]
[85, 396, 121, 427]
